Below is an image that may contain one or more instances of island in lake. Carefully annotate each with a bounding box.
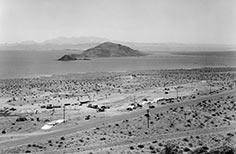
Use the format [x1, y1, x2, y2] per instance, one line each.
[58, 42, 146, 61]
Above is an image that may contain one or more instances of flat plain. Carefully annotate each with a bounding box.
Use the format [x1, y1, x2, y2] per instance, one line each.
[0, 67, 235, 153]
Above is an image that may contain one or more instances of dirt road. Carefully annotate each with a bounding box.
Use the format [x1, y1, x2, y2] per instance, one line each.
[0, 89, 235, 150]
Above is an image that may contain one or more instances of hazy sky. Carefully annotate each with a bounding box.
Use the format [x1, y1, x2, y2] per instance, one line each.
[0, 0, 236, 44]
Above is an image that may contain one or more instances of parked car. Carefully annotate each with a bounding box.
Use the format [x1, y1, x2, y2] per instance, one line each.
[97, 108, 105, 112]
[85, 115, 91, 120]
[149, 105, 155, 109]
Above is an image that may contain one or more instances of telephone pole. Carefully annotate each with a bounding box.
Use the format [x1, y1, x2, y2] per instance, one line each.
[145, 109, 150, 128]
[63, 105, 66, 123]
[175, 86, 179, 99]
[176, 87, 179, 99]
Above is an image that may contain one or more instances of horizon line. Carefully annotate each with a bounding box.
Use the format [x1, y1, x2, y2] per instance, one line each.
[1, 36, 236, 46]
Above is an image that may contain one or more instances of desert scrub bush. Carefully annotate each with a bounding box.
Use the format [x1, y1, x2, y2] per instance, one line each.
[208, 146, 236, 154]
[137, 144, 144, 148]
[160, 144, 182, 154]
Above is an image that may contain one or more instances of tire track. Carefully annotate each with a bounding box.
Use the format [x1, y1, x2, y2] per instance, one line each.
[0, 90, 235, 150]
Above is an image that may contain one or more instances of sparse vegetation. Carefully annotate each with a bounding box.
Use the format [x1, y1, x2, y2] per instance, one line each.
[0, 67, 235, 153]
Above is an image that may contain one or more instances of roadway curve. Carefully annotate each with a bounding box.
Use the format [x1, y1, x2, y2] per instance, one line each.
[0, 90, 235, 150]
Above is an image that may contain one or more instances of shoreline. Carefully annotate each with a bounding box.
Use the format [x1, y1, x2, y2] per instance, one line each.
[1, 66, 235, 80]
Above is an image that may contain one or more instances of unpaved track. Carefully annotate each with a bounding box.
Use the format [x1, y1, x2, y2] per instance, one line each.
[35, 124, 236, 154]
[68, 125, 236, 152]
[0, 90, 235, 150]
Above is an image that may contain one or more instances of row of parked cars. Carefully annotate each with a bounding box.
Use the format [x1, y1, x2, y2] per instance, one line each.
[40, 100, 92, 109]
[126, 97, 170, 111]
[126, 103, 143, 111]
[87, 104, 110, 112]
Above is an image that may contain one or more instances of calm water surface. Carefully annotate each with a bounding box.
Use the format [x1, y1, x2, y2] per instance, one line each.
[0, 50, 235, 79]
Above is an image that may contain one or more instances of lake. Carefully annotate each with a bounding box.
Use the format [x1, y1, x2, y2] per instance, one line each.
[0, 50, 235, 79]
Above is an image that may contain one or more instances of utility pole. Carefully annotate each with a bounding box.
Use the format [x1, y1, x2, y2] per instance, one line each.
[175, 86, 179, 99]
[63, 105, 66, 123]
[145, 109, 150, 128]
[176, 87, 178, 99]
[133, 95, 136, 104]
[209, 83, 212, 93]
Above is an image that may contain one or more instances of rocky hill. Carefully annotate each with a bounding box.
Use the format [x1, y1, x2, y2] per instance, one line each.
[58, 42, 146, 61]
[58, 54, 78, 61]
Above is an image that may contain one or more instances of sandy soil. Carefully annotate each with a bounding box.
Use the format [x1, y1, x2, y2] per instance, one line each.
[0, 67, 235, 153]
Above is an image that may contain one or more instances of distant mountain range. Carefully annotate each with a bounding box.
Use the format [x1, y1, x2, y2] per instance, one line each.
[0, 37, 109, 51]
[1, 36, 236, 52]
[58, 42, 146, 61]
[43, 36, 109, 45]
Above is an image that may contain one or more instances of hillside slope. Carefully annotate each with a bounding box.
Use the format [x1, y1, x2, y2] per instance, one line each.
[58, 42, 146, 61]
